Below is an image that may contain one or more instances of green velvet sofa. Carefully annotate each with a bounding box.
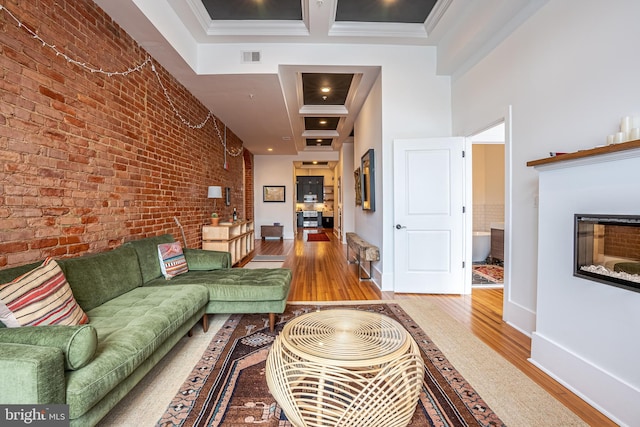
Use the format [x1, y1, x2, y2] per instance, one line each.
[0, 234, 292, 426]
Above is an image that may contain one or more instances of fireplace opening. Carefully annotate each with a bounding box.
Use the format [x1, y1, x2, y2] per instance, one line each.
[574, 214, 640, 293]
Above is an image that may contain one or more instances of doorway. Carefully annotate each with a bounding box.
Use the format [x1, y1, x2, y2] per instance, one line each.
[469, 122, 505, 289]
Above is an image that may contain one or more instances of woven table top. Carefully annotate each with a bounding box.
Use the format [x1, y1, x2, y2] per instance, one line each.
[280, 309, 411, 367]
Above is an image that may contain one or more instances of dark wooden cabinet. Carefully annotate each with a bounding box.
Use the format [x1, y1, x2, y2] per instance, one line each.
[491, 228, 504, 262]
[296, 176, 324, 202]
[296, 212, 303, 227]
[322, 216, 333, 228]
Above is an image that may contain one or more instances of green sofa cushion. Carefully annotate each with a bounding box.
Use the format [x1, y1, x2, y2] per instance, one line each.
[183, 248, 230, 270]
[0, 261, 43, 284]
[0, 343, 66, 404]
[145, 268, 292, 302]
[123, 234, 174, 283]
[0, 325, 97, 371]
[65, 284, 208, 419]
[58, 246, 143, 312]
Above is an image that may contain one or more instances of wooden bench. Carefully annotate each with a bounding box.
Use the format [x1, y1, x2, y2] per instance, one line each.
[261, 225, 283, 240]
[346, 232, 380, 280]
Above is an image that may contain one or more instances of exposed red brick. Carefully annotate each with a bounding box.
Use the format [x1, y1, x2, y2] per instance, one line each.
[0, 242, 29, 253]
[43, 208, 71, 216]
[31, 238, 59, 249]
[0, 0, 252, 269]
[68, 243, 90, 254]
[39, 85, 65, 103]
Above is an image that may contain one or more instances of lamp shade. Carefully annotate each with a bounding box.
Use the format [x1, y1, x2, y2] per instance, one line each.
[207, 186, 222, 199]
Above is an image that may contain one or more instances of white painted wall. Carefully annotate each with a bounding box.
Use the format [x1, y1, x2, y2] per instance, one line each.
[353, 73, 383, 286]
[452, 0, 640, 334]
[533, 153, 640, 426]
[452, 1, 640, 424]
[339, 142, 355, 243]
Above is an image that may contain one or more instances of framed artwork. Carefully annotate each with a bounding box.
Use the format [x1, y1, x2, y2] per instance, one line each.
[263, 185, 286, 202]
[361, 149, 375, 211]
[354, 167, 362, 206]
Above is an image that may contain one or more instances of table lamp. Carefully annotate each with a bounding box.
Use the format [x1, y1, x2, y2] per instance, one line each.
[208, 185, 222, 212]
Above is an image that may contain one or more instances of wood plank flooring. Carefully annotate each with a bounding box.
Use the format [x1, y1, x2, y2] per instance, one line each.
[248, 228, 615, 427]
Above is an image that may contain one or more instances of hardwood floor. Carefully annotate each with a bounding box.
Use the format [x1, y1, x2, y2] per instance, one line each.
[249, 228, 615, 427]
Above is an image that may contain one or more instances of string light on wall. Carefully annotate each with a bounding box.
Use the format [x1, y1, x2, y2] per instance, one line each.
[0, 3, 243, 158]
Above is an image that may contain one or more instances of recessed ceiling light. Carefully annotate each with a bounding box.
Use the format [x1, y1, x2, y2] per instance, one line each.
[321, 87, 331, 93]
[316, 139, 322, 142]
[312, 161, 318, 164]
[319, 120, 327, 125]
[267, 148, 273, 151]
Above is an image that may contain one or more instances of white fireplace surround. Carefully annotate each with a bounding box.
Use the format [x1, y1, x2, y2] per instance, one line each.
[531, 146, 640, 426]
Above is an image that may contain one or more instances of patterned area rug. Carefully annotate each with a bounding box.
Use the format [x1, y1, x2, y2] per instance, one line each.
[473, 265, 504, 283]
[157, 304, 505, 427]
[306, 232, 330, 241]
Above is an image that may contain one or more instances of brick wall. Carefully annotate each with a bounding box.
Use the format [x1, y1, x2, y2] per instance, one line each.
[604, 224, 640, 260]
[0, 0, 252, 268]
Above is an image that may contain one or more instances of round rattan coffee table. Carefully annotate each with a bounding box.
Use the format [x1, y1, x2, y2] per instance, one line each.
[265, 309, 424, 427]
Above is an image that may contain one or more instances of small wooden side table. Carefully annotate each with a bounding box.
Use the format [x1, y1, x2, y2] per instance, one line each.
[261, 225, 283, 240]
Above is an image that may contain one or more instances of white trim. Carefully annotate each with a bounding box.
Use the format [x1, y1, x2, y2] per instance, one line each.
[329, 22, 427, 39]
[530, 332, 633, 426]
[503, 300, 535, 338]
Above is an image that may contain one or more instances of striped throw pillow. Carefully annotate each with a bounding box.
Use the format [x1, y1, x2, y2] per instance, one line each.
[0, 258, 89, 328]
[158, 242, 189, 280]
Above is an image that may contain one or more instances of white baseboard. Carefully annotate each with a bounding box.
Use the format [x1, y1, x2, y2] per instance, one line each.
[530, 332, 637, 426]
[503, 299, 535, 337]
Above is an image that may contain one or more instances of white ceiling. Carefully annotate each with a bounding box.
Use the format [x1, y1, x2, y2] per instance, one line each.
[94, 0, 547, 156]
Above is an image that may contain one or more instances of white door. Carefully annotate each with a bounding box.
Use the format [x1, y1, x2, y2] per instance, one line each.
[394, 138, 466, 293]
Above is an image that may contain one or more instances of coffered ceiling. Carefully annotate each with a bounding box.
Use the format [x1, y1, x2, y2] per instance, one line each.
[95, 0, 546, 156]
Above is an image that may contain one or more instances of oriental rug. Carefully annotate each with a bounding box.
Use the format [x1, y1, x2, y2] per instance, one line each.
[156, 303, 505, 427]
[306, 232, 330, 241]
[473, 264, 504, 284]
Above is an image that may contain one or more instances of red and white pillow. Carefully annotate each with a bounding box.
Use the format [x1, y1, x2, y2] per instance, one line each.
[157, 241, 189, 280]
[0, 257, 89, 328]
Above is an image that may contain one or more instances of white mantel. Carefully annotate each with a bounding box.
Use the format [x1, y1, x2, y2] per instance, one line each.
[529, 141, 640, 426]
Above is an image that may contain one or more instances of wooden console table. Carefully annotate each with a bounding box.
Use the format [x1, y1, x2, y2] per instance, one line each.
[261, 225, 283, 241]
[202, 220, 254, 265]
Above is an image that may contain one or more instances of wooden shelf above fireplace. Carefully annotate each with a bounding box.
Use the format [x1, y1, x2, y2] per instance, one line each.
[526, 139, 640, 167]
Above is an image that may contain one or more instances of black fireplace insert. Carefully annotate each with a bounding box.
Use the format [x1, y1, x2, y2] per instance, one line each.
[574, 214, 640, 293]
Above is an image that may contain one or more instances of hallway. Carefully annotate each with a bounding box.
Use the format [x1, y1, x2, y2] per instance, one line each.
[248, 228, 381, 301]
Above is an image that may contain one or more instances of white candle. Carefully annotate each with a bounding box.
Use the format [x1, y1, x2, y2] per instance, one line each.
[630, 128, 640, 141]
[607, 134, 615, 145]
[614, 131, 627, 144]
[621, 116, 632, 134]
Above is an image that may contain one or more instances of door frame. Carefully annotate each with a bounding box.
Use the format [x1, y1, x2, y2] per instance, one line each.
[464, 106, 512, 313]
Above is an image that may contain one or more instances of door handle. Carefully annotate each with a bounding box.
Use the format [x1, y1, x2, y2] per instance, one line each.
[395, 224, 406, 230]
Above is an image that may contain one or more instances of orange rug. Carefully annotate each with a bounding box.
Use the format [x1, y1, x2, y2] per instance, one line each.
[473, 264, 504, 283]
